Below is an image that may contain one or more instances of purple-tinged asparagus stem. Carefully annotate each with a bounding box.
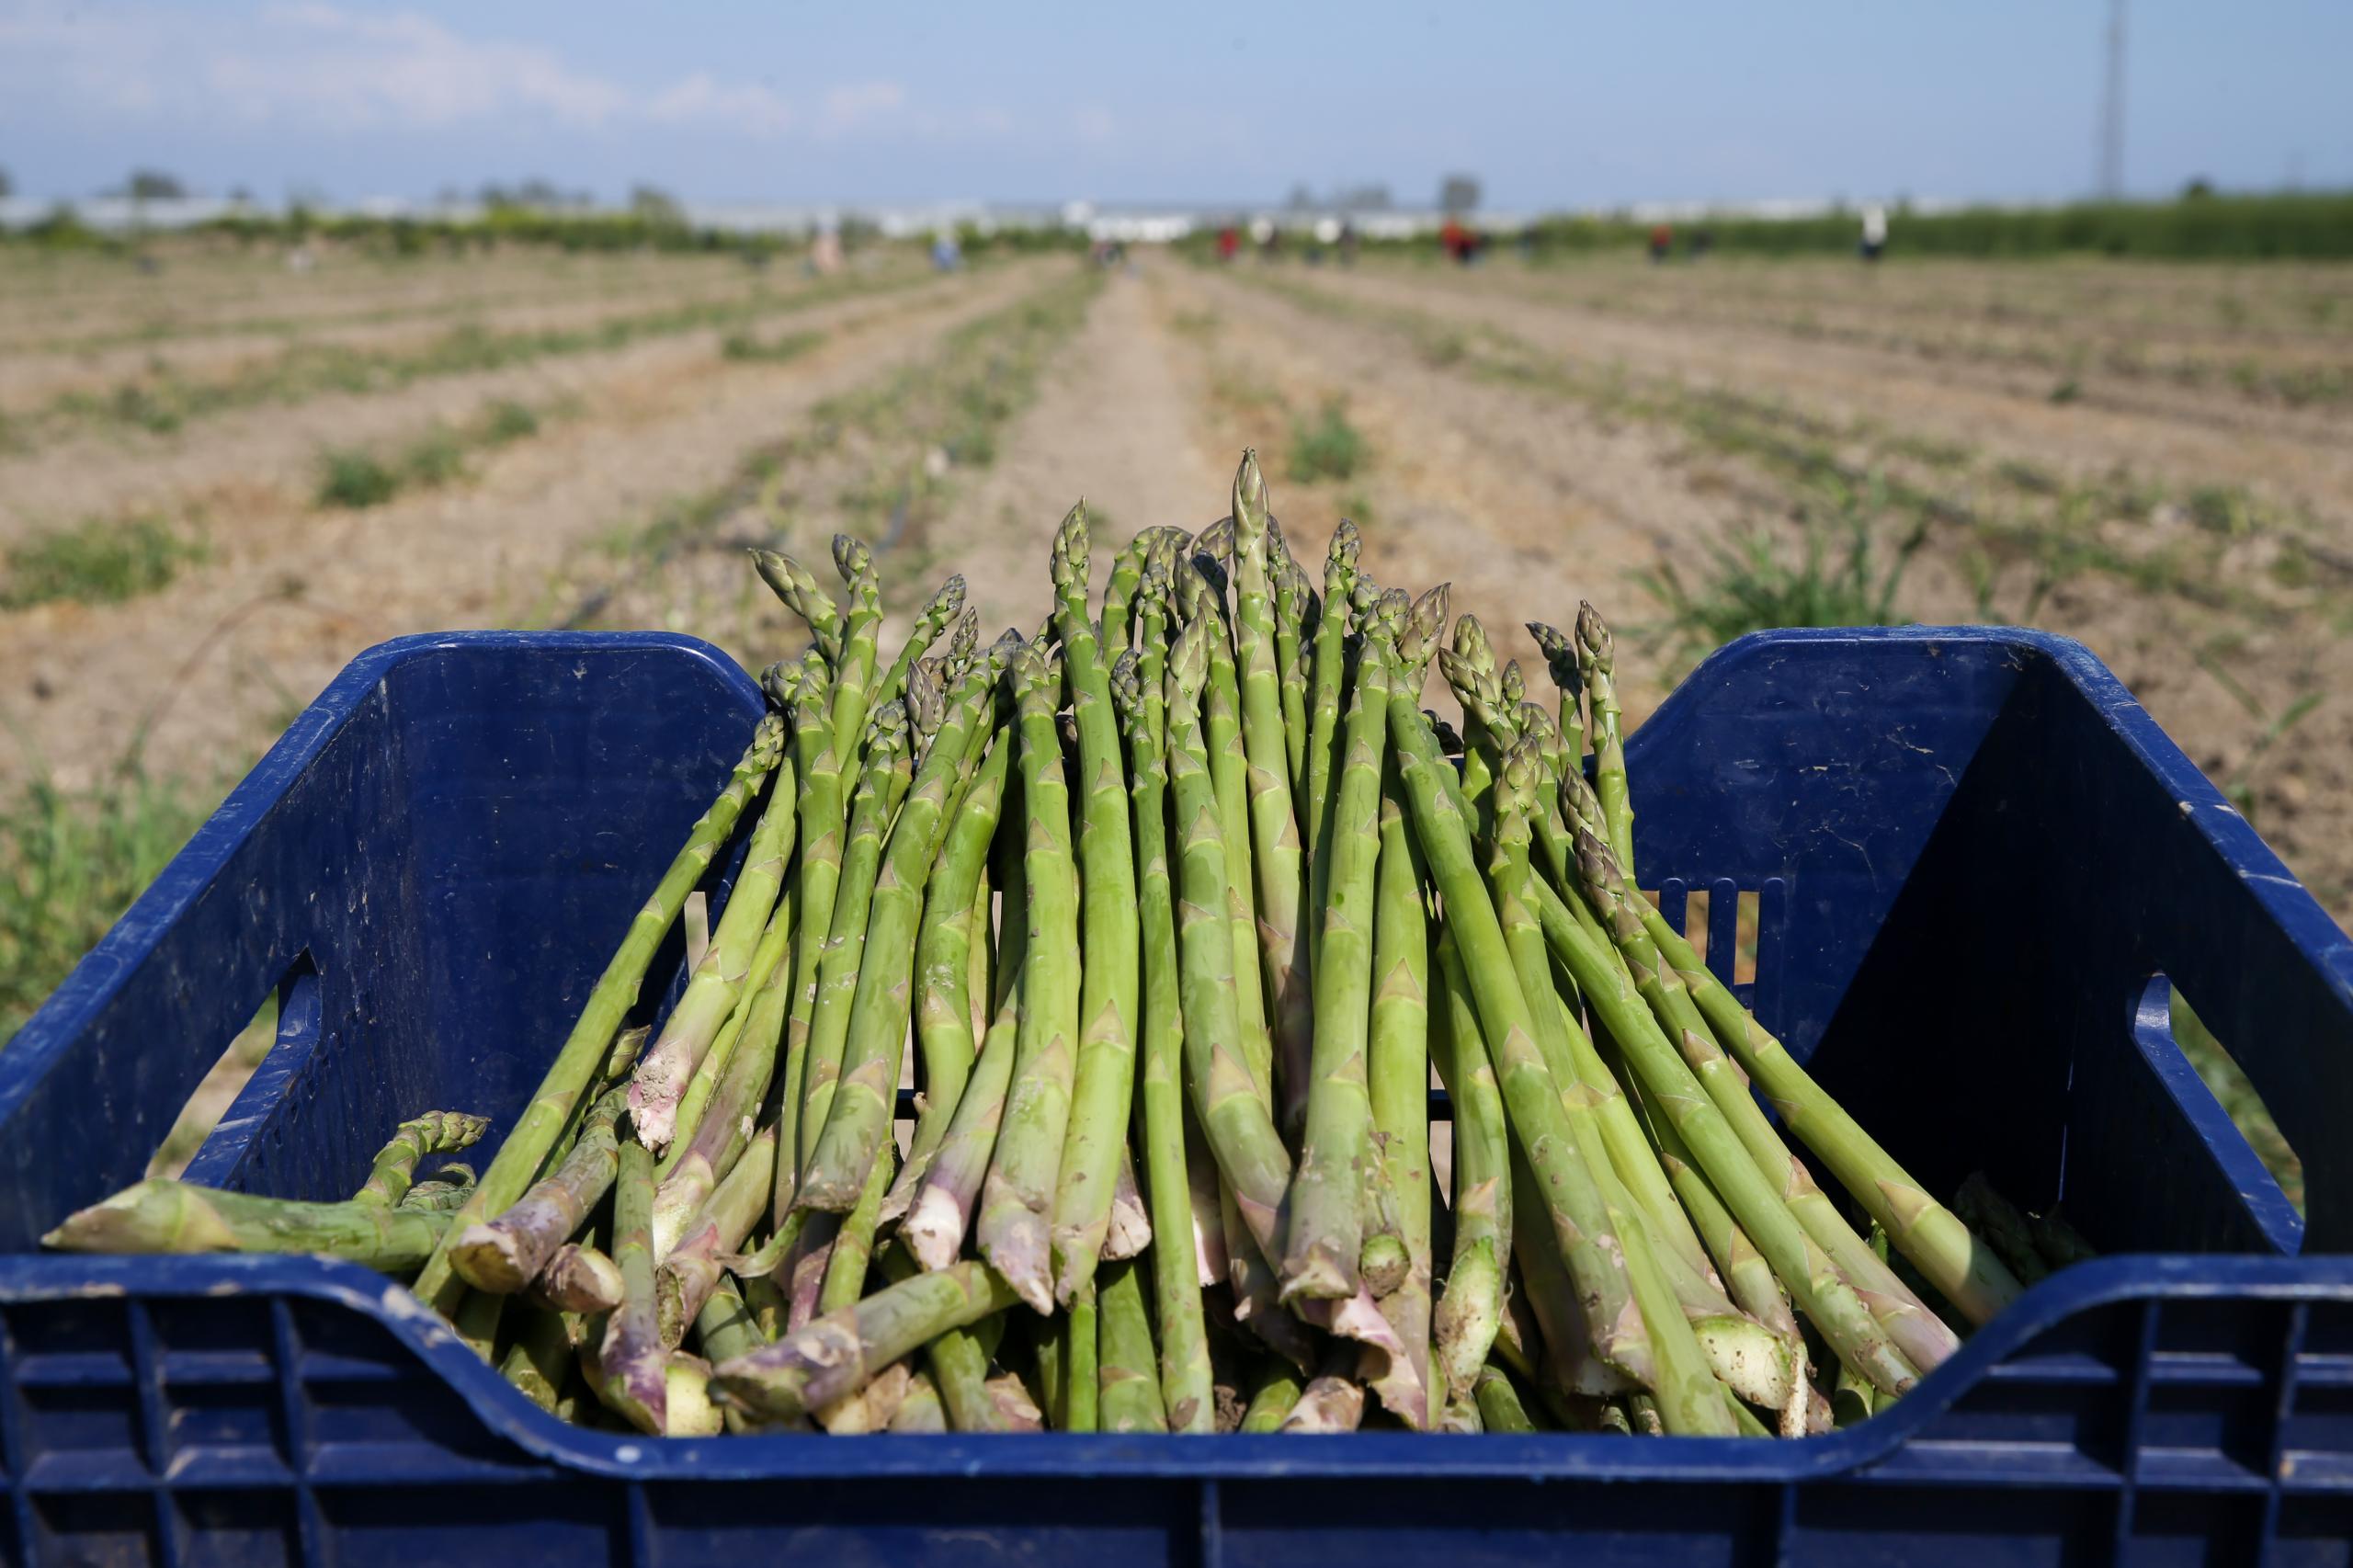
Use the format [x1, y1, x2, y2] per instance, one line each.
[1279, 1347, 1369, 1434]
[976, 642, 1081, 1312]
[710, 1258, 1022, 1424]
[594, 1137, 665, 1434]
[448, 1087, 628, 1294]
[412, 712, 785, 1316]
[655, 1126, 777, 1349]
[1103, 1147, 1153, 1261]
[905, 846, 1026, 1270]
[536, 1242, 622, 1313]
[629, 740, 798, 1150]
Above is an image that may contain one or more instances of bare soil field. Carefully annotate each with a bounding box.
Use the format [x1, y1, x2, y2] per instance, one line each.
[6, 239, 2351, 1043]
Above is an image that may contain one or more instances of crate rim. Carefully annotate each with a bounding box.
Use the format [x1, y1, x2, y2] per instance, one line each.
[0, 629, 758, 1126]
[7, 622, 2352, 1483]
[3, 1251, 2347, 1481]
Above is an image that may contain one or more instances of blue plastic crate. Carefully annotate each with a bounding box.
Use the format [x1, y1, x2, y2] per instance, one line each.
[4, 625, 2351, 1566]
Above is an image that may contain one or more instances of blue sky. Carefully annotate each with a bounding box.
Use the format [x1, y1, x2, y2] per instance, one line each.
[3, 0, 2347, 208]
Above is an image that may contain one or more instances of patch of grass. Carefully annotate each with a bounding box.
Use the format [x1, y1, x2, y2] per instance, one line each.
[1167, 307, 1222, 339]
[396, 426, 468, 488]
[315, 447, 402, 508]
[316, 396, 560, 509]
[1635, 480, 1924, 671]
[2048, 377, 2082, 404]
[1, 515, 209, 608]
[722, 327, 824, 363]
[40, 267, 923, 443]
[1288, 398, 1367, 483]
[0, 766, 210, 1045]
[480, 398, 540, 445]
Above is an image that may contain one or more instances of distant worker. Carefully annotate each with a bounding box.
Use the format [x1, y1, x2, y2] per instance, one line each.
[1860, 204, 1888, 262]
[1648, 222, 1673, 263]
[1217, 225, 1241, 262]
[1251, 216, 1279, 261]
[930, 231, 962, 271]
[809, 226, 844, 277]
[1440, 217, 1483, 266]
[1338, 219, 1359, 266]
[1689, 227, 1714, 260]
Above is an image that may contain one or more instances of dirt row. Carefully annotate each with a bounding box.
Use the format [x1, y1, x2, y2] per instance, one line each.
[1302, 264, 2353, 541]
[0, 265, 853, 412]
[1179, 260, 2353, 917]
[0, 261, 1052, 791]
[0, 250, 769, 346]
[0, 263, 949, 547]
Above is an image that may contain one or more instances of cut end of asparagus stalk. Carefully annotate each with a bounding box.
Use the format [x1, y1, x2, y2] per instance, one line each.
[539, 1243, 624, 1313]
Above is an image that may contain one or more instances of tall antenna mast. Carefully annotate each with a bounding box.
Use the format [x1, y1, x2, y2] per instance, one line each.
[2097, 0, 2127, 199]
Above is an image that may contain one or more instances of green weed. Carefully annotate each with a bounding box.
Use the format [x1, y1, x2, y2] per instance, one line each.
[397, 426, 468, 488]
[1288, 398, 1367, 483]
[1635, 482, 1923, 670]
[315, 448, 401, 508]
[481, 399, 540, 444]
[722, 328, 824, 364]
[0, 766, 210, 1045]
[1, 516, 208, 608]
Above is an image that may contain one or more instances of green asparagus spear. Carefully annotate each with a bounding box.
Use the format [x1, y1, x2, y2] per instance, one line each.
[977, 642, 1083, 1312]
[353, 1111, 488, 1208]
[46, 1181, 453, 1270]
[1048, 504, 1143, 1303]
[412, 712, 784, 1316]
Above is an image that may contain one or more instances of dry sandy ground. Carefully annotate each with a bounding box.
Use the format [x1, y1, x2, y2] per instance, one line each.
[0, 266, 935, 547]
[1307, 264, 2353, 541]
[0, 263, 1048, 790]
[944, 265, 1231, 637]
[1207, 258, 2353, 915]
[0, 269, 792, 410]
[0, 249, 764, 347]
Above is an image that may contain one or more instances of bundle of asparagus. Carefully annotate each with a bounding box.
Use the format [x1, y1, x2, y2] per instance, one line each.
[48, 453, 2089, 1437]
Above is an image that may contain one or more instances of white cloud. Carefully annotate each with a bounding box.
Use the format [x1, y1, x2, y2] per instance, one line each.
[646, 74, 797, 136]
[818, 80, 906, 136]
[0, 1, 901, 144]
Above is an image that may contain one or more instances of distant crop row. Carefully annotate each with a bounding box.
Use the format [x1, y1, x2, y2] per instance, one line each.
[1507, 191, 2353, 262]
[4, 206, 1091, 262]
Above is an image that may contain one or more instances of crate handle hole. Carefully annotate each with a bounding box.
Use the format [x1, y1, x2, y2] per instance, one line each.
[2144, 973, 2305, 1220]
[144, 996, 278, 1181]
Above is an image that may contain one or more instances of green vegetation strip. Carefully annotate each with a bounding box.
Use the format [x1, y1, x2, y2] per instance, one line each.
[1, 516, 210, 609]
[315, 397, 555, 509]
[0, 767, 210, 1044]
[29, 264, 931, 442]
[1238, 270, 2349, 638]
